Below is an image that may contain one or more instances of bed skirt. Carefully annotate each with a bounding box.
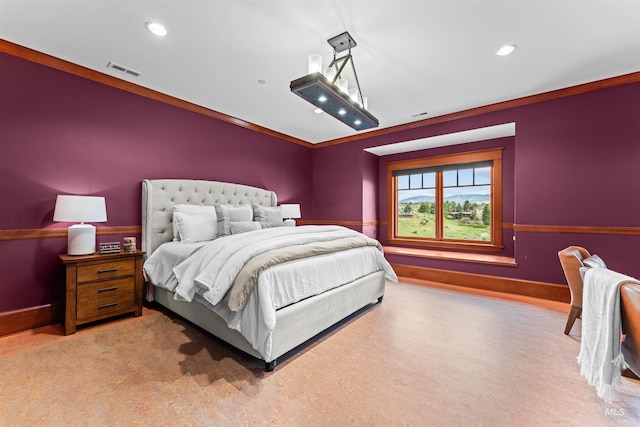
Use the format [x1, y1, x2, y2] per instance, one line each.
[153, 270, 386, 364]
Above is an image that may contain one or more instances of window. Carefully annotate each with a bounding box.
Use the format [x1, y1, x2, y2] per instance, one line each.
[387, 148, 503, 252]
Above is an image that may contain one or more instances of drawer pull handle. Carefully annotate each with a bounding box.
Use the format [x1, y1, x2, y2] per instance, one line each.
[98, 302, 118, 309]
[98, 268, 118, 274]
[98, 286, 118, 292]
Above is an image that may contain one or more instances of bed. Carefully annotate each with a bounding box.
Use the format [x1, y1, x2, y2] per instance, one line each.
[142, 179, 396, 371]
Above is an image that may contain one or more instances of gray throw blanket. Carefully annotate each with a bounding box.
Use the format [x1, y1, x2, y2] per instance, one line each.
[228, 236, 380, 311]
[578, 267, 640, 400]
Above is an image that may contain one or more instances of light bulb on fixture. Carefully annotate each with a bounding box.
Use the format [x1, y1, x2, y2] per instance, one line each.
[324, 66, 337, 81]
[308, 54, 322, 74]
[336, 78, 348, 93]
[348, 88, 359, 103]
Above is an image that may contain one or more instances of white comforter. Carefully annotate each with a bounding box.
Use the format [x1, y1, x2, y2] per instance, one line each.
[144, 225, 397, 360]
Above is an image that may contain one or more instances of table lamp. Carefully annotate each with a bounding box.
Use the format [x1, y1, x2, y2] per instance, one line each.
[280, 204, 301, 226]
[53, 195, 107, 255]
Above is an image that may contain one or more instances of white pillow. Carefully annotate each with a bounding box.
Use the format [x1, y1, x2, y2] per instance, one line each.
[230, 221, 262, 235]
[215, 204, 253, 236]
[173, 211, 218, 243]
[172, 204, 217, 241]
[253, 204, 282, 224]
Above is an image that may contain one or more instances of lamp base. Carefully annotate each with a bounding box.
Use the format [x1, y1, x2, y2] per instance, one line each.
[67, 224, 96, 255]
[283, 219, 296, 227]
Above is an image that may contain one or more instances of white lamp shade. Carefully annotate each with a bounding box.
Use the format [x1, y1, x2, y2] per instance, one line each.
[53, 195, 107, 223]
[280, 204, 301, 219]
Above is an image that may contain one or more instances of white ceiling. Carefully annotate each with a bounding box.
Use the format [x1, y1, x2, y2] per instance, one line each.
[1, 1, 639, 144]
[365, 122, 516, 156]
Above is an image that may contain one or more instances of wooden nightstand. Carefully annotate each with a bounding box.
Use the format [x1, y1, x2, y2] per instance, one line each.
[59, 250, 145, 335]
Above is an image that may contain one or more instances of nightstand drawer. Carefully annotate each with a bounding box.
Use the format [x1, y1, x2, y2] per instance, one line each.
[77, 277, 134, 303]
[77, 258, 134, 283]
[77, 293, 135, 323]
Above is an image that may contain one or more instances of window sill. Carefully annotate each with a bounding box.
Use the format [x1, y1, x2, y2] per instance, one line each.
[383, 245, 517, 267]
[386, 237, 503, 253]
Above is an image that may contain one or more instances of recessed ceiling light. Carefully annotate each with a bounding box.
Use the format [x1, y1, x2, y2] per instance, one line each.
[318, 95, 327, 103]
[146, 22, 168, 37]
[338, 109, 346, 115]
[496, 44, 517, 56]
[314, 108, 323, 114]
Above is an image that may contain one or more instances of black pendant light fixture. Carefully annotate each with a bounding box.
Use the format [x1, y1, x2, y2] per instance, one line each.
[290, 31, 379, 131]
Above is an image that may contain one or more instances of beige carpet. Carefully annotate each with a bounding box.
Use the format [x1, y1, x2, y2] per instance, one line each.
[1, 281, 639, 426]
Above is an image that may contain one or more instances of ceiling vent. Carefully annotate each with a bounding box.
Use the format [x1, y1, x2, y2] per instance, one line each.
[106, 62, 143, 78]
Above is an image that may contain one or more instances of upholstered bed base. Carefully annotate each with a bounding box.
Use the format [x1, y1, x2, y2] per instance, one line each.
[154, 271, 386, 369]
[142, 179, 386, 370]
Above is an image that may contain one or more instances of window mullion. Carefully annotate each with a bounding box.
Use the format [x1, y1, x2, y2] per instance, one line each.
[435, 171, 443, 240]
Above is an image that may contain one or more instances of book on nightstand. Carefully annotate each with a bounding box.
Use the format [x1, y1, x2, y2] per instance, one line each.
[99, 242, 121, 254]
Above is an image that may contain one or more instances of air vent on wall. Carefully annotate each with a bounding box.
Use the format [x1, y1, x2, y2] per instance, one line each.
[106, 62, 143, 77]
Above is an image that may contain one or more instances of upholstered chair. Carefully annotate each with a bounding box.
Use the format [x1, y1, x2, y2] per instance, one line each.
[558, 246, 591, 335]
[558, 246, 640, 377]
[620, 279, 640, 377]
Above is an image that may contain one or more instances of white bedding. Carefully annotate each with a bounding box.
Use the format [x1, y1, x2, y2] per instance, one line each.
[142, 241, 206, 287]
[143, 225, 397, 360]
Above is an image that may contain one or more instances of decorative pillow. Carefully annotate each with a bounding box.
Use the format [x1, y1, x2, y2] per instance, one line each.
[173, 211, 218, 243]
[583, 254, 607, 269]
[215, 204, 253, 236]
[259, 221, 289, 228]
[230, 221, 262, 235]
[172, 204, 217, 241]
[252, 204, 282, 224]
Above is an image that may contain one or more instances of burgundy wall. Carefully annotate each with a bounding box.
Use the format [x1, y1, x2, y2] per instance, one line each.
[312, 141, 366, 223]
[2, 48, 638, 316]
[0, 53, 313, 313]
[313, 82, 640, 284]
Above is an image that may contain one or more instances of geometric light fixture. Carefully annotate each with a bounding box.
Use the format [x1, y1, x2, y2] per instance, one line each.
[290, 31, 379, 131]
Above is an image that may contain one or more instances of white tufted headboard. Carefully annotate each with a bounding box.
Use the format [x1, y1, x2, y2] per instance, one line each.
[142, 179, 277, 256]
